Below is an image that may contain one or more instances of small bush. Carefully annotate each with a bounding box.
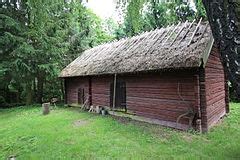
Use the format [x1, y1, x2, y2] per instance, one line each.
[0, 102, 25, 109]
[0, 96, 6, 104]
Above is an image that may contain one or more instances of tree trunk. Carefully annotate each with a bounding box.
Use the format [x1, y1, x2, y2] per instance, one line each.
[33, 77, 37, 102]
[152, 0, 159, 28]
[202, 0, 240, 99]
[26, 82, 33, 105]
[61, 79, 65, 103]
[37, 74, 44, 104]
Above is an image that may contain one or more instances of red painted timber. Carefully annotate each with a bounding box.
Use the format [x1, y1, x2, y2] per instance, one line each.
[65, 77, 89, 104]
[204, 44, 227, 129]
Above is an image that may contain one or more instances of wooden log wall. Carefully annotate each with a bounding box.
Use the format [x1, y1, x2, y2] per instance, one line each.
[204, 45, 227, 128]
[65, 77, 89, 104]
[91, 76, 112, 106]
[119, 71, 199, 129]
[65, 71, 199, 130]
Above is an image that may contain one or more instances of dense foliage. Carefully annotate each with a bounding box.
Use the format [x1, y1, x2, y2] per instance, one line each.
[0, 0, 113, 106]
[114, 0, 206, 38]
[1, 0, 237, 106]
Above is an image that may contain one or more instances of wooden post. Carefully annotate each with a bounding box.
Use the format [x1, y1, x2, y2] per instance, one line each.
[113, 74, 117, 110]
[170, 20, 188, 47]
[88, 77, 92, 106]
[178, 19, 196, 45]
[63, 79, 67, 104]
[187, 17, 203, 47]
[196, 119, 202, 133]
[199, 66, 208, 132]
[195, 74, 202, 132]
[162, 22, 181, 46]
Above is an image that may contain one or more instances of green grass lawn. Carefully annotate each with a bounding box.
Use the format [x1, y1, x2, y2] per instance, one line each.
[0, 103, 240, 160]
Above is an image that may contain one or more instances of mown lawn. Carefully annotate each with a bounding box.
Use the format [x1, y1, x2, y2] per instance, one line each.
[0, 103, 240, 159]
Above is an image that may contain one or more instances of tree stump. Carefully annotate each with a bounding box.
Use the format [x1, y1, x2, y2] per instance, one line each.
[42, 102, 50, 115]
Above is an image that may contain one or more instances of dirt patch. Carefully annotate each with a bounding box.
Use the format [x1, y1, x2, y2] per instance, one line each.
[111, 115, 165, 129]
[182, 135, 193, 142]
[111, 115, 172, 139]
[111, 116, 133, 124]
[73, 119, 89, 127]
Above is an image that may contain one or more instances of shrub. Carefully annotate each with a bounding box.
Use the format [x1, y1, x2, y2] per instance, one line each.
[0, 96, 6, 104]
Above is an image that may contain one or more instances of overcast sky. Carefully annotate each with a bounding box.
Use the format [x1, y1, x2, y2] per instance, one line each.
[86, 0, 118, 20]
[86, 0, 196, 21]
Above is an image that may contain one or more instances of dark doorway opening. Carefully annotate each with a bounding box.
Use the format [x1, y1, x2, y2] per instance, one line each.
[110, 81, 126, 111]
[78, 88, 84, 104]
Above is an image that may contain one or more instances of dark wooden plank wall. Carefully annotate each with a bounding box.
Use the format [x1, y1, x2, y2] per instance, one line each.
[204, 45, 227, 128]
[65, 72, 198, 129]
[91, 76, 112, 106]
[119, 72, 198, 128]
[65, 77, 89, 104]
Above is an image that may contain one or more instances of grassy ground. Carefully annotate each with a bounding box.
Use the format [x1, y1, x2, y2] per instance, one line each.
[0, 103, 240, 160]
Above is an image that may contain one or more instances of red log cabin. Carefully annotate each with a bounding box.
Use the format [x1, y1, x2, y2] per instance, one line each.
[60, 20, 229, 132]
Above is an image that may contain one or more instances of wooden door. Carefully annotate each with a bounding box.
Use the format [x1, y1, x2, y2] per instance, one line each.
[110, 81, 126, 111]
[78, 88, 84, 104]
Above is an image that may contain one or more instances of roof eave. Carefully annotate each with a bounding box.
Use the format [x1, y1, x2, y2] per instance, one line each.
[59, 67, 200, 78]
[200, 35, 215, 68]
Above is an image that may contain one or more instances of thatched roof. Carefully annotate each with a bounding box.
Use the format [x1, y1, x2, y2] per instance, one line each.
[60, 20, 213, 78]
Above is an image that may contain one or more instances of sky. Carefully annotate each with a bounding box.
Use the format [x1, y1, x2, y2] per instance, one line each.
[85, 0, 119, 20]
[86, 0, 196, 21]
